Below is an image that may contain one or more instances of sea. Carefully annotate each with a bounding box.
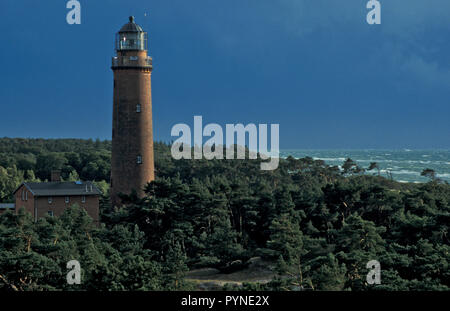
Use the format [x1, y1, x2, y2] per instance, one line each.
[280, 150, 450, 184]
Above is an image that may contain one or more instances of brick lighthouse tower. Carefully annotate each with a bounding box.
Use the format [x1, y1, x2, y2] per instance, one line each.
[111, 16, 155, 206]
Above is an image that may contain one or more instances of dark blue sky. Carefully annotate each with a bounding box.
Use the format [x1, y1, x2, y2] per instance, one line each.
[0, 0, 449, 149]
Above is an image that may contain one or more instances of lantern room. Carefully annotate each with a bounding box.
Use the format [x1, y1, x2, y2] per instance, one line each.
[115, 16, 148, 51]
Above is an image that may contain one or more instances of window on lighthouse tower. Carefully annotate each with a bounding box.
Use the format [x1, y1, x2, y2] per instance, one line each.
[137, 155, 143, 164]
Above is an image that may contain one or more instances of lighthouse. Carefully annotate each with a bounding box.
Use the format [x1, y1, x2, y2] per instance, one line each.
[111, 16, 155, 206]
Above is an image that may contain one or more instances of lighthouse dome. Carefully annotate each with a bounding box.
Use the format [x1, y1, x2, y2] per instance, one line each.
[119, 16, 144, 33]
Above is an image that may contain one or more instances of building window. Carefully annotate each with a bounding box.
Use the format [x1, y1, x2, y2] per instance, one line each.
[82, 196, 86, 203]
[65, 196, 70, 204]
[136, 104, 141, 113]
[21, 190, 25, 201]
[137, 155, 143, 164]
[48, 197, 52, 204]
[48, 211, 54, 217]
